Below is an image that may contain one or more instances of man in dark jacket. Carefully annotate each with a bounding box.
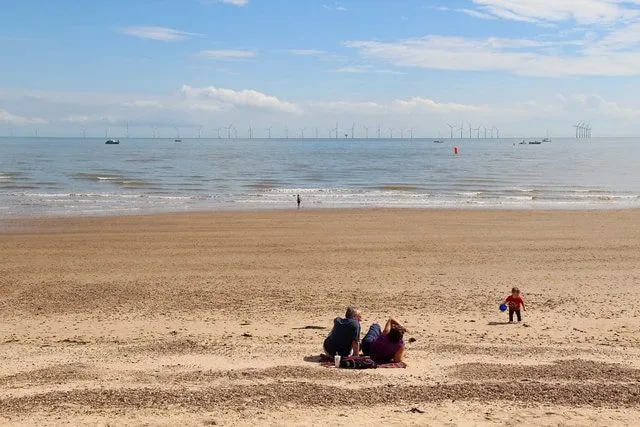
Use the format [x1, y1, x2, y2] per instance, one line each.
[323, 306, 361, 357]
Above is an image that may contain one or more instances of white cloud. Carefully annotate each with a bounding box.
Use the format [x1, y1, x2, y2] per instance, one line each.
[220, 0, 248, 6]
[392, 98, 491, 113]
[457, 8, 498, 20]
[118, 26, 199, 42]
[6, 85, 640, 136]
[198, 49, 256, 59]
[63, 114, 122, 124]
[471, 0, 639, 24]
[433, 5, 497, 20]
[0, 108, 46, 125]
[558, 93, 640, 118]
[322, 3, 347, 11]
[200, 0, 248, 5]
[179, 85, 302, 114]
[344, 34, 640, 77]
[123, 100, 164, 109]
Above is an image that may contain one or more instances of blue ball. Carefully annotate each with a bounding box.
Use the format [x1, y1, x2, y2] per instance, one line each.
[499, 303, 508, 312]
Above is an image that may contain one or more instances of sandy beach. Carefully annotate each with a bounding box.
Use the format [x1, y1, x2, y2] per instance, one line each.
[1, 208, 640, 426]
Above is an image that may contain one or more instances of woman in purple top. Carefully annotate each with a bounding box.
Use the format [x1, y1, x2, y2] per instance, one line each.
[361, 317, 406, 364]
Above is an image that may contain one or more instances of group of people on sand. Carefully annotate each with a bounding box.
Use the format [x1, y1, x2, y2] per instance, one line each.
[323, 289, 526, 364]
[323, 307, 407, 364]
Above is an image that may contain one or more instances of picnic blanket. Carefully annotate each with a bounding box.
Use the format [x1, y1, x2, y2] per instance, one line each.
[316, 354, 407, 369]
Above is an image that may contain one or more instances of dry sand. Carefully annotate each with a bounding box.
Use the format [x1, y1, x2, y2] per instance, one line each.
[1, 208, 640, 426]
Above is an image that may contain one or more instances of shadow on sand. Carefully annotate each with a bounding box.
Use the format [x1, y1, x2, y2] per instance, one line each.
[487, 321, 512, 326]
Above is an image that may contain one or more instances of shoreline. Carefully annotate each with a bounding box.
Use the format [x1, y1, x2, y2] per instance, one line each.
[2, 205, 640, 232]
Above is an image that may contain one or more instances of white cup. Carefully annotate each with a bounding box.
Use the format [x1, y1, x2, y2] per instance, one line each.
[334, 355, 341, 368]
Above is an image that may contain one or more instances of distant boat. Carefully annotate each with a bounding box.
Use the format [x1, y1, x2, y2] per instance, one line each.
[529, 140, 542, 145]
[519, 140, 527, 145]
[542, 137, 551, 142]
[433, 139, 444, 143]
[174, 139, 182, 142]
[105, 139, 120, 145]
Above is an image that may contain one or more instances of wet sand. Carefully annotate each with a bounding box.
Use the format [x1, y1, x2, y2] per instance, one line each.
[1, 209, 640, 426]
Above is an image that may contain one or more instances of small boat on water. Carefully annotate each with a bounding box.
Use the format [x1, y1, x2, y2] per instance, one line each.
[529, 140, 542, 145]
[174, 139, 182, 142]
[433, 139, 444, 143]
[105, 139, 120, 145]
[542, 137, 551, 142]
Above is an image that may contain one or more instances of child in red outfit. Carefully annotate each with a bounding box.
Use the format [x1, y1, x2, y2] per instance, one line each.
[505, 287, 526, 323]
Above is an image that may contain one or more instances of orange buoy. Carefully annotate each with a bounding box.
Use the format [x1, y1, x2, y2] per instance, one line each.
[454, 146, 459, 155]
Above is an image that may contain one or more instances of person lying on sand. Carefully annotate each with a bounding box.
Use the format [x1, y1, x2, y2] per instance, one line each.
[360, 317, 407, 364]
[323, 306, 361, 357]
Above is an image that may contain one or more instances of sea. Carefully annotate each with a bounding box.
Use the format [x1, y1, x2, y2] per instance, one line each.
[1, 136, 639, 217]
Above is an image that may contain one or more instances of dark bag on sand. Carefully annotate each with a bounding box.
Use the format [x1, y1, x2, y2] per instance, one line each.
[340, 357, 377, 369]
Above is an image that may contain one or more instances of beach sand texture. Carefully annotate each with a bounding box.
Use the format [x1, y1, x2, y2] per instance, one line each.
[1, 209, 640, 426]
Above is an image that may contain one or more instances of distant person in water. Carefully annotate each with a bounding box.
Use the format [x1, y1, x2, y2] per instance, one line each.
[323, 307, 361, 357]
[296, 194, 301, 209]
[361, 317, 407, 364]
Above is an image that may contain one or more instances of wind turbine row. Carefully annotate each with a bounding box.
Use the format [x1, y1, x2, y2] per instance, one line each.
[573, 122, 592, 138]
[22, 123, 505, 139]
[447, 121, 500, 139]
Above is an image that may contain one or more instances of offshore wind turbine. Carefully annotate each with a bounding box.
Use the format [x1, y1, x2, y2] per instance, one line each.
[299, 127, 305, 138]
[333, 122, 339, 139]
[351, 122, 355, 139]
[447, 123, 455, 139]
[409, 128, 414, 139]
[377, 125, 381, 139]
[226, 124, 233, 139]
[248, 125, 254, 139]
[285, 126, 289, 139]
[266, 126, 272, 139]
[364, 126, 369, 139]
[388, 128, 394, 139]
[573, 122, 581, 138]
[315, 127, 319, 139]
[459, 121, 464, 139]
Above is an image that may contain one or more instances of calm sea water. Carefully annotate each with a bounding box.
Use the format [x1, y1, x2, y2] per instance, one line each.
[1, 137, 639, 217]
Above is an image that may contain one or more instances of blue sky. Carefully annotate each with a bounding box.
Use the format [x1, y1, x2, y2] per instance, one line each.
[2, 0, 640, 137]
